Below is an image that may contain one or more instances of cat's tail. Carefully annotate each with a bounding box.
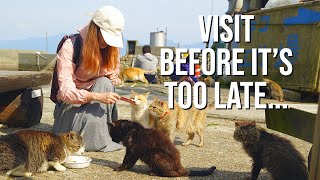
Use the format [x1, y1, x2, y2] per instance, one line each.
[188, 166, 216, 176]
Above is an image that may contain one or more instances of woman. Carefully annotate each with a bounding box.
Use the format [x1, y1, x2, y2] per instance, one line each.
[52, 6, 124, 152]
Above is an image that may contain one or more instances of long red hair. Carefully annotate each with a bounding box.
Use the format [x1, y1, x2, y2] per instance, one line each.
[81, 21, 119, 75]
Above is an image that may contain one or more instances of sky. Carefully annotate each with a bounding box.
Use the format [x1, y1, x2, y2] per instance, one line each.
[0, 0, 228, 45]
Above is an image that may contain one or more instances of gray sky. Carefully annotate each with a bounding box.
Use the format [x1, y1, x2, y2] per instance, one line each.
[0, 0, 228, 45]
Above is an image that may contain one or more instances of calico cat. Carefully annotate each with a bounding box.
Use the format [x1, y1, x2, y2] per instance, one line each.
[263, 78, 284, 102]
[148, 98, 213, 147]
[119, 67, 154, 87]
[0, 130, 84, 177]
[107, 120, 216, 177]
[130, 90, 152, 128]
[233, 121, 308, 180]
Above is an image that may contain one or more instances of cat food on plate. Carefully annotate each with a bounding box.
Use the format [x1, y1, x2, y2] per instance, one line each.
[63, 156, 92, 169]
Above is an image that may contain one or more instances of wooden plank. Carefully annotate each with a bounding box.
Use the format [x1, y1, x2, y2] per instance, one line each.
[0, 71, 52, 93]
[309, 97, 320, 179]
[265, 107, 316, 143]
[0, 94, 21, 122]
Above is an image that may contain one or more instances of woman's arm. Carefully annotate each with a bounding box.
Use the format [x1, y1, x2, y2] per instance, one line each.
[56, 39, 89, 104]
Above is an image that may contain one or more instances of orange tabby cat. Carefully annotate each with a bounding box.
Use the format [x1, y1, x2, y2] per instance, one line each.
[148, 98, 214, 147]
[263, 78, 284, 102]
[119, 67, 154, 87]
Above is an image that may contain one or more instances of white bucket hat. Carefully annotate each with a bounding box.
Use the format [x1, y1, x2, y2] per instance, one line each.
[90, 6, 125, 48]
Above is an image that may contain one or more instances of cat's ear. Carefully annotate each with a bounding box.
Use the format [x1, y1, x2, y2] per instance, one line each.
[131, 90, 136, 95]
[249, 121, 256, 126]
[235, 122, 240, 127]
[68, 131, 78, 140]
[144, 92, 150, 97]
[107, 122, 115, 128]
[80, 130, 85, 138]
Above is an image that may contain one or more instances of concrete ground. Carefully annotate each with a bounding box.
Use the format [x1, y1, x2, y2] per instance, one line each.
[0, 83, 315, 180]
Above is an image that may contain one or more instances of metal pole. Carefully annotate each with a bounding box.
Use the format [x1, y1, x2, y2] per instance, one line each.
[36, 54, 40, 71]
[46, 32, 48, 53]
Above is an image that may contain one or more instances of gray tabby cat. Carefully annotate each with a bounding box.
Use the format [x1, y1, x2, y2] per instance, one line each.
[234, 121, 308, 180]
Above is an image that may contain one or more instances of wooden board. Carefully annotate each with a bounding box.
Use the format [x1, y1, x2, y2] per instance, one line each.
[310, 98, 320, 179]
[265, 103, 317, 143]
[0, 71, 52, 93]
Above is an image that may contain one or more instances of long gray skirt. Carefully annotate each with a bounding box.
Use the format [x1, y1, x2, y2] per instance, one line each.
[52, 77, 123, 152]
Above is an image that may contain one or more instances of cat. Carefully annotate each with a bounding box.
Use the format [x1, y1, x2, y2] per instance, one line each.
[107, 120, 216, 177]
[148, 98, 214, 147]
[233, 121, 308, 180]
[263, 78, 284, 102]
[204, 76, 215, 87]
[0, 130, 84, 177]
[119, 67, 154, 87]
[130, 90, 152, 128]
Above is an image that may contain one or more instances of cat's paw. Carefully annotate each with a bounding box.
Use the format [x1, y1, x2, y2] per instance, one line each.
[114, 166, 125, 171]
[182, 142, 190, 146]
[55, 165, 66, 172]
[149, 172, 157, 176]
[198, 143, 204, 148]
[24, 172, 33, 177]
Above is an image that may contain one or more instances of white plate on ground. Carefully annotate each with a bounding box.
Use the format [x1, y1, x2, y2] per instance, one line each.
[63, 156, 92, 169]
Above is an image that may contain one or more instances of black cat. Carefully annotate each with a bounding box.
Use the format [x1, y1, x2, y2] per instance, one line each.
[108, 120, 216, 177]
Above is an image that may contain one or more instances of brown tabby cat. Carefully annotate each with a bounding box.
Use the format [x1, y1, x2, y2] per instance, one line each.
[148, 98, 213, 147]
[0, 130, 84, 177]
[234, 121, 308, 180]
[108, 120, 216, 177]
[263, 78, 284, 102]
[119, 67, 154, 87]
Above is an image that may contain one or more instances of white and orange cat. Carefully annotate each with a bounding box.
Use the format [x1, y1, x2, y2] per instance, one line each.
[119, 67, 154, 87]
[130, 90, 153, 128]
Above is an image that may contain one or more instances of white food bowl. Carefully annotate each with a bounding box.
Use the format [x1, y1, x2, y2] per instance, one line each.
[63, 156, 92, 169]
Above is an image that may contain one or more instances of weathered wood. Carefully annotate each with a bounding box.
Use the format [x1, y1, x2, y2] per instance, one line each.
[0, 94, 21, 122]
[265, 106, 317, 143]
[309, 97, 320, 179]
[0, 71, 52, 93]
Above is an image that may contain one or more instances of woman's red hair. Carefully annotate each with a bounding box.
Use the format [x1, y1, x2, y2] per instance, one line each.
[81, 21, 119, 75]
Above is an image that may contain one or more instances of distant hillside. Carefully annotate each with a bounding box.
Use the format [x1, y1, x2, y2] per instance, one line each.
[0, 34, 66, 54]
[0, 34, 206, 55]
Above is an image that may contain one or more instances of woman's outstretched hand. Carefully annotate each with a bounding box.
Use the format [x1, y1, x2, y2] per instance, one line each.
[100, 92, 121, 104]
[87, 92, 121, 104]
